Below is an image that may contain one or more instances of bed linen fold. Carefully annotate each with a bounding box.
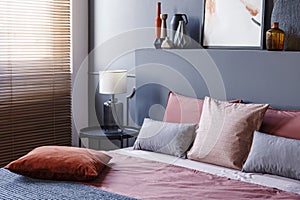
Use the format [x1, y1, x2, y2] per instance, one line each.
[88, 151, 300, 200]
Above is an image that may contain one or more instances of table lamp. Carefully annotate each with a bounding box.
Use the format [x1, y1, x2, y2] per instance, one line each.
[99, 70, 127, 130]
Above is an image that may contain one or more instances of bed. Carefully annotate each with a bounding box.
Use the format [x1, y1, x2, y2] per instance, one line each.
[2, 49, 300, 199]
[2, 94, 300, 199]
[1, 146, 300, 199]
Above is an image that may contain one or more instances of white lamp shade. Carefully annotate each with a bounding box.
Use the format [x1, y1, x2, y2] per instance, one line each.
[99, 70, 127, 94]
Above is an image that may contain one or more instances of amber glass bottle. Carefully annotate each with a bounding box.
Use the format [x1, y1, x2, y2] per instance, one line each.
[266, 22, 285, 51]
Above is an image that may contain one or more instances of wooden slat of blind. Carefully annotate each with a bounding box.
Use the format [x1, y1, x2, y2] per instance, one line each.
[0, 0, 71, 167]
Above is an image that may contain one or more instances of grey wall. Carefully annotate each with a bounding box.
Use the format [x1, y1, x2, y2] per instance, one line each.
[135, 49, 300, 125]
[90, 0, 203, 51]
[72, 0, 89, 146]
[89, 0, 204, 127]
[89, 0, 299, 128]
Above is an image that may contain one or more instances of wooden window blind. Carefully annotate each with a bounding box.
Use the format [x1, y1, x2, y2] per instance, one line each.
[0, 0, 71, 167]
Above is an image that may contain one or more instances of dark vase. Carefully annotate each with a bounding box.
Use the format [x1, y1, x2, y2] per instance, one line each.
[266, 22, 285, 51]
[170, 14, 188, 42]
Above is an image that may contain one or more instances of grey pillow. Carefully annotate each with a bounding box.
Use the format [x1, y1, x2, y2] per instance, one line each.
[133, 118, 197, 158]
[243, 131, 300, 180]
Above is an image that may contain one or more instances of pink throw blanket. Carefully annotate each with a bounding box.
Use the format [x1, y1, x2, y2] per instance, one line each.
[87, 152, 300, 199]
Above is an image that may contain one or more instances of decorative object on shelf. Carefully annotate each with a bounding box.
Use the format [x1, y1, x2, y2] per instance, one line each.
[266, 22, 285, 51]
[99, 70, 127, 130]
[271, 0, 300, 51]
[160, 14, 168, 39]
[154, 2, 162, 49]
[201, 0, 265, 49]
[155, 2, 162, 39]
[154, 38, 163, 49]
[170, 14, 188, 43]
[174, 21, 191, 48]
[161, 37, 174, 49]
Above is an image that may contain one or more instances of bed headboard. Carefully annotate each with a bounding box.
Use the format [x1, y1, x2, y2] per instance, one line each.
[134, 49, 300, 126]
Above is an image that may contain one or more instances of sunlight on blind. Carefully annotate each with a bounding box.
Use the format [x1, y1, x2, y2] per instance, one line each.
[0, 0, 71, 167]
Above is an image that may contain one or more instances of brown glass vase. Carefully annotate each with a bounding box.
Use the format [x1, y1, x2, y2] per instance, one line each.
[266, 22, 285, 51]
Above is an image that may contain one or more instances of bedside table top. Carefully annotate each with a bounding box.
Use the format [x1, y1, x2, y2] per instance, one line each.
[79, 126, 139, 140]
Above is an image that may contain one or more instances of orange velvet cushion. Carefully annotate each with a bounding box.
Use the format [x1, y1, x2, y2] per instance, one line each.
[5, 146, 111, 181]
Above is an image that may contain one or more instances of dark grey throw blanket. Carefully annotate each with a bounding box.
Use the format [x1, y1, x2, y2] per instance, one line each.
[0, 169, 138, 200]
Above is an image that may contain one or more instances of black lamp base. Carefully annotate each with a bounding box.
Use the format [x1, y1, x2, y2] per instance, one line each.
[103, 97, 123, 130]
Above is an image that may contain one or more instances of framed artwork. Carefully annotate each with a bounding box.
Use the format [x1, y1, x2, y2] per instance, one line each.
[201, 0, 265, 49]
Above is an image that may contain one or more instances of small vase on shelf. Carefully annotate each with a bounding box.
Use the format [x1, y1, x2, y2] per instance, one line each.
[170, 14, 188, 43]
[174, 21, 191, 49]
[266, 22, 285, 51]
[154, 2, 162, 49]
[160, 14, 168, 39]
[161, 37, 174, 49]
[155, 2, 161, 39]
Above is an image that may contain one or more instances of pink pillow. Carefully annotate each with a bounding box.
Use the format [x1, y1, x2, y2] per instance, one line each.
[187, 97, 269, 170]
[260, 108, 300, 140]
[163, 92, 241, 124]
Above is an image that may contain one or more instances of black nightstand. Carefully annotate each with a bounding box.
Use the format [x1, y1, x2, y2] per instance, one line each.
[79, 127, 139, 149]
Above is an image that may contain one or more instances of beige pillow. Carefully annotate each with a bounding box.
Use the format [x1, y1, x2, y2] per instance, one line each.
[187, 97, 269, 170]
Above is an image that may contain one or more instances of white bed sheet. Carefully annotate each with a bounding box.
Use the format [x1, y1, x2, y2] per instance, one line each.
[113, 147, 300, 194]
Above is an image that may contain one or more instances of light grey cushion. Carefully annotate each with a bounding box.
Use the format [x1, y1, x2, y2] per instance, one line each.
[243, 131, 300, 180]
[133, 118, 197, 158]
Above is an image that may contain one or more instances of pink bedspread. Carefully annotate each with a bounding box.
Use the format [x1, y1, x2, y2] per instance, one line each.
[88, 152, 300, 200]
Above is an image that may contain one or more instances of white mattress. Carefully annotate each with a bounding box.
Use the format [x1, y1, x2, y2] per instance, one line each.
[113, 147, 300, 194]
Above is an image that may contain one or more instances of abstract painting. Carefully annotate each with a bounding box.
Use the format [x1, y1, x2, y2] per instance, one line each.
[202, 0, 265, 49]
